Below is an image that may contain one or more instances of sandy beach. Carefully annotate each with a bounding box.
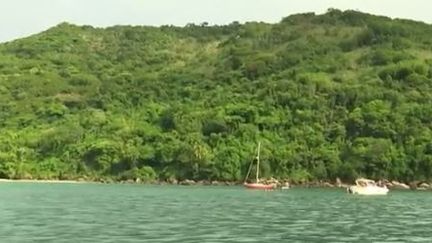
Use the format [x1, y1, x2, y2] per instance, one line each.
[0, 179, 87, 184]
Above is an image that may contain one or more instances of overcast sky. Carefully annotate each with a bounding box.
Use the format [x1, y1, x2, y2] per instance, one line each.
[1, 0, 431, 43]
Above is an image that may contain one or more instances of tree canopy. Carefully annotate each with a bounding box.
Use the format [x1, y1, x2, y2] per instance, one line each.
[1, 10, 432, 183]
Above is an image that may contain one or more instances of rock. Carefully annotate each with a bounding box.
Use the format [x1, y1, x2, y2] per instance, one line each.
[224, 181, 234, 186]
[390, 181, 410, 189]
[179, 179, 196, 185]
[336, 178, 342, 187]
[419, 182, 430, 189]
[323, 182, 334, 188]
[202, 180, 211, 185]
[195, 180, 211, 185]
[167, 178, 178, 185]
[305, 181, 316, 187]
[211, 180, 220, 186]
[135, 178, 141, 183]
[281, 182, 290, 189]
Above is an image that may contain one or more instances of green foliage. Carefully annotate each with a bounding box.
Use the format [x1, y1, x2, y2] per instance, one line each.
[1, 9, 432, 183]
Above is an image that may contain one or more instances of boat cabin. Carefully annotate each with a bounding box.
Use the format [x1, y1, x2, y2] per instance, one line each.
[355, 178, 377, 187]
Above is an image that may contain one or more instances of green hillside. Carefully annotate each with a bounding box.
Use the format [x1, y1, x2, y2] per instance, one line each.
[1, 9, 432, 183]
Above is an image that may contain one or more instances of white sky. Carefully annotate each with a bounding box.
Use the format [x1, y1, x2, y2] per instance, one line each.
[0, 0, 431, 43]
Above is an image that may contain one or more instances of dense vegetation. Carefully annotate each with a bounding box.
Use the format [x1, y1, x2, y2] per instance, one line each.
[1, 9, 432, 183]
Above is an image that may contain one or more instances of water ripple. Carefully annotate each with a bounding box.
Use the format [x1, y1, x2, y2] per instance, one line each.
[0, 184, 431, 242]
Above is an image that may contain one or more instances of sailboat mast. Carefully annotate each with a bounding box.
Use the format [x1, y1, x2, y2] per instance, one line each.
[256, 142, 261, 182]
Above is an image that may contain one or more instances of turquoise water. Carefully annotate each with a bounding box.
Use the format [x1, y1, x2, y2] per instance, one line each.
[0, 183, 431, 242]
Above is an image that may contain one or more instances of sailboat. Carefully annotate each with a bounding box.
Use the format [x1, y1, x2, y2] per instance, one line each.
[243, 142, 276, 190]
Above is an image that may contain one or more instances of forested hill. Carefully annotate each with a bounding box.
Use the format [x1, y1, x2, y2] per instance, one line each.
[1, 9, 432, 183]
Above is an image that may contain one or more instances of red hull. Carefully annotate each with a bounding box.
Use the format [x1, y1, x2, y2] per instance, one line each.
[244, 183, 275, 190]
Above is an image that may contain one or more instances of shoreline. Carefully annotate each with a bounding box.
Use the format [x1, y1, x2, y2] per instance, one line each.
[0, 179, 89, 184]
[0, 178, 431, 190]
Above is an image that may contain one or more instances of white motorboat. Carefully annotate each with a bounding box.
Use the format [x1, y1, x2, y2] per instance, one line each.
[347, 178, 389, 195]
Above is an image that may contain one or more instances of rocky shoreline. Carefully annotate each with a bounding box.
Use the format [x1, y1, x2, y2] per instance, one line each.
[1, 177, 431, 191]
[131, 178, 432, 191]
